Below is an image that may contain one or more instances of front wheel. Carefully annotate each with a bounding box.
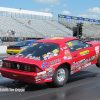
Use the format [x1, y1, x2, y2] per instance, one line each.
[52, 64, 68, 87]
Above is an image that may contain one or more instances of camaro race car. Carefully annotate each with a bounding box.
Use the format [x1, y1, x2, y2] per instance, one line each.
[0, 37, 100, 87]
[6, 40, 37, 55]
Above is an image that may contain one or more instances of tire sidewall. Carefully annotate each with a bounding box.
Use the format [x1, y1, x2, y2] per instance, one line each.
[96, 53, 100, 68]
[52, 64, 68, 87]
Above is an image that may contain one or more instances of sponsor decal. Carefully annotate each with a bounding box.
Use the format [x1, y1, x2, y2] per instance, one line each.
[42, 54, 47, 57]
[60, 46, 68, 51]
[18, 54, 23, 58]
[36, 79, 41, 82]
[70, 70, 74, 75]
[63, 50, 72, 60]
[67, 42, 73, 47]
[21, 46, 28, 51]
[36, 67, 54, 82]
[25, 54, 32, 59]
[37, 71, 46, 76]
[84, 62, 91, 68]
[35, 71, 46, 81]
[49, 58, 61, 65]
[41, 62, 49, 68]
[33, 43, 38, 46]
[63, 56, 67, 60]
[52, 49, 59, 54]
[45, 77, 52, 81]
[14, 54, 23, 58]
[71, 55, 95, 71]
[79, 50, 89, 56]
[95, 46, 99, 55]
[50, 37, 64, 40]
[45, 67, 53, 71]
[76, 47, 82, 50]
[63, 46, 67, 49]
[50, 62, 61, 67]
[67, 56, 72, 60]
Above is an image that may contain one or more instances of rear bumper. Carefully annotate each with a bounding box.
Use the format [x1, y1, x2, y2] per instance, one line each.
[6, 49, 21, 54]
[0, 67, 37, 84]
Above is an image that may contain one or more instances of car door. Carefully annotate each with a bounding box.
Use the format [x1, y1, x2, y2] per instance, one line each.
[65, 39, 96, 74]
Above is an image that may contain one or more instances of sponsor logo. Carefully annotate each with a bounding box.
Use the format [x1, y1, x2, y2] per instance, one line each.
[80, 50, 89, 56]
[49, 58, 61, 65]
[72, 16, 77, 19]
[41, 62, 49, 68]
[50, 37, 64, 40]
[45, 77, 52, 81]
[59, 15, 65, 18]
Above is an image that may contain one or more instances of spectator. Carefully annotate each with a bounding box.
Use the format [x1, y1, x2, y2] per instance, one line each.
[28, 20, 31, 24]
[13, 31, 15, 35]
[11, 30, 13, 34]
[6, 30, 9, 36]
[9, 30, 11, 35]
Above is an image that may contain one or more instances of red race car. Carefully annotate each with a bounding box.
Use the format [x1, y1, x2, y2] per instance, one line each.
[0, 37, 100, 87]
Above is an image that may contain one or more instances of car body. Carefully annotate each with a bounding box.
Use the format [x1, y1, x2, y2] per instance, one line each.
[1, 37, 100, 87]
[6, 40, 37, 55]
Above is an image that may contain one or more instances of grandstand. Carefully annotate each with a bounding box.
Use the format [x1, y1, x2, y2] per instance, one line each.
[0, 7, 73, 41]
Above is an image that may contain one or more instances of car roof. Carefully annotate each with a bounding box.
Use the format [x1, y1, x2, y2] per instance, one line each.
[36, 37, 77, 44]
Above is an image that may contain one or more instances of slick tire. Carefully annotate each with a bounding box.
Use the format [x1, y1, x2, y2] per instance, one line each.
[96, 53, 100, 68]
[52, 64, 68, 87]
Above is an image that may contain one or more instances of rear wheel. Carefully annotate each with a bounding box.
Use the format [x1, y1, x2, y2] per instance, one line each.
[49, 64, 68, 87]
[96, 53, 100, 68]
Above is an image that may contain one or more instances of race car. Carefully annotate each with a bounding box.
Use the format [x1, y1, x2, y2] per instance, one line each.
[0, 37, 100, 87]
[6, 40, 37, 55]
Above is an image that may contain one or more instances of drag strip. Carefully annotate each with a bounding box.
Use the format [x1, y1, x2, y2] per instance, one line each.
[0, 65, 100, 100]
[1, 55, 100, 100]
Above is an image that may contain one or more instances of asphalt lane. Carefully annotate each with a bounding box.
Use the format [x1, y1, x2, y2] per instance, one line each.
[0, 56, 100, 100]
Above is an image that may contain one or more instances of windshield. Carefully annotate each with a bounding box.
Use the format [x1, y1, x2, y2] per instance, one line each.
[14, 42, 59, 61]
[14, 41, 31, 46]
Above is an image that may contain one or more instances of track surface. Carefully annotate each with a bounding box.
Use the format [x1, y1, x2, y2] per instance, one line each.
[0, 55, 100, 100]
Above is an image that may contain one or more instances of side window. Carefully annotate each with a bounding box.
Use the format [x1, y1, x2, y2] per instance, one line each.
[65, 39, 90, 52]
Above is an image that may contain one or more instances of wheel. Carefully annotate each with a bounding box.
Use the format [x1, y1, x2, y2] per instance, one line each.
[52, 64, 68, 87]
[96, 53, 100, 68]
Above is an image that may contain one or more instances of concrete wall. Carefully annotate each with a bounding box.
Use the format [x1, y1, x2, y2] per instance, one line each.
[0, 46, 7, 54]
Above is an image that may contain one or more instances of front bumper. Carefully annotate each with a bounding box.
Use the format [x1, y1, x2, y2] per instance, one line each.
[0, 67, 37, 84]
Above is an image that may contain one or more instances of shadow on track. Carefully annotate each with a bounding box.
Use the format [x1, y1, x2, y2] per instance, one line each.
[0, 70, 99, 91]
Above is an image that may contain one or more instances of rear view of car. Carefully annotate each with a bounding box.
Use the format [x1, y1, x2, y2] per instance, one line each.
[6, 40, 37, 55]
